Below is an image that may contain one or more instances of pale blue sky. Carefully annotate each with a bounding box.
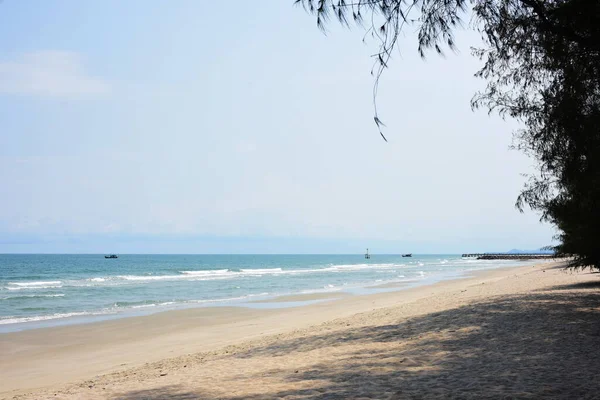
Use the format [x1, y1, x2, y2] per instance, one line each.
[0, 1, 554, 253]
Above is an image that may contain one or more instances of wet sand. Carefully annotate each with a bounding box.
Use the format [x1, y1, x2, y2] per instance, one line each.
[249, 292, 351, 303]
[366, 280, 414, 289]
[5, 261, 600, 399]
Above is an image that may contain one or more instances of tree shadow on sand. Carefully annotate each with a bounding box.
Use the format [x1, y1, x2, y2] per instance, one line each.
[114, 290, 600, 400]
[112, 385, 201, 400]
[548, 281, 600, 290]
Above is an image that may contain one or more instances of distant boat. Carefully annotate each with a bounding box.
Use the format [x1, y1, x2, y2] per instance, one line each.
[104, 254, 118, 259]
[365, 248, 371, 259]
[402, 253, 412, 258]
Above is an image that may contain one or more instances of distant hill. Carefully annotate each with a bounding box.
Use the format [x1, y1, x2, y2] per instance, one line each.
[506, 249, 554, 254]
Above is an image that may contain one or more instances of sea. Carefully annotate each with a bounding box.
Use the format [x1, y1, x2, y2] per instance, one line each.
[0, 254, 536, 333]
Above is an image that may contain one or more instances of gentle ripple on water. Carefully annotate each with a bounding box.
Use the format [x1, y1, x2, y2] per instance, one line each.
[0, 254, 540, 331]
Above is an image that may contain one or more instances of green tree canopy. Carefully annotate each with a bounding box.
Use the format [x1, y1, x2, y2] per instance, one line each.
[297, 0, 600, 268]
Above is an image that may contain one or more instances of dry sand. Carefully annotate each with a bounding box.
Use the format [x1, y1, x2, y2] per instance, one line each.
[3, 261, 600, 399]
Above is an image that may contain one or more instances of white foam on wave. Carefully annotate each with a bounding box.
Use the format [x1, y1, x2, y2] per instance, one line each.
[131, 303, 157, 309]
[240, 268, 283, 274]
[325, 263, 400, 271]
[185, 292, 271, 305]
[108, 264, 399, 284]
[0, 294, 65, 300]
[153, 268, 287, 282]
[181, 268, 284, 276]
[0, 310, 108, 325]
[4, 261, 436, 293]
[299, 285, 343, 295]
[313, 264, 396, 275]
[117, 274, 195, 281]
[116, 273, 246, 282]
[180, 269, 231, 276]
[5, 284, 63, 291]
[8, 281, 62, 287]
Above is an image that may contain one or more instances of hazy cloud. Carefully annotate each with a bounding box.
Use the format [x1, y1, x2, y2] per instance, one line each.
[0, 51, 109, 97]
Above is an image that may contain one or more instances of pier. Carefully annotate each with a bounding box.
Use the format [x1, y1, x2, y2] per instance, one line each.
[462, 253, 555, 260]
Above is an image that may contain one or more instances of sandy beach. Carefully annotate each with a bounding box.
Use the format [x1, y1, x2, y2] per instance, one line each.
[3, 261, 600, 399]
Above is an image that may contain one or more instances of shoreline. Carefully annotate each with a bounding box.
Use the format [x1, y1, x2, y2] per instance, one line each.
[0, 262, 556, 397]
[0, 260, 540, 334]
[248, 291, 352, 303]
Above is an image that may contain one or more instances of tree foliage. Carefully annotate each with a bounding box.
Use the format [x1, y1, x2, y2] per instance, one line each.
[297, 0, 600, 269]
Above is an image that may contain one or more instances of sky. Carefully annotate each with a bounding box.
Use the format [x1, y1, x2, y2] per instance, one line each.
[0, 1, 555, 254]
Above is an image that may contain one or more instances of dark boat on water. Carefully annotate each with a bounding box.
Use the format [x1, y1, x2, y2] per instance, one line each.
[105, 254, 118, 259]
[402, 253, 412, 257]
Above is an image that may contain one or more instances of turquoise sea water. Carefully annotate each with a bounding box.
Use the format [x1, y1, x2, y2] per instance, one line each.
[0, 254, 535, 332]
